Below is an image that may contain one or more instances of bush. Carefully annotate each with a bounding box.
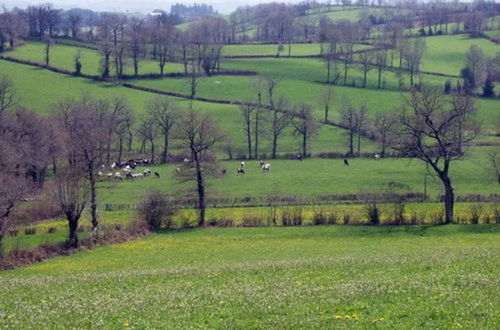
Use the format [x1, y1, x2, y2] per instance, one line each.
[217, 216, 234, 227]
[281, 206, 303, 226]
[312, 207, 327, 225]
[364, 203, 380, 225]
[242, 216, 265, 227]
[24, 228, 36, 235]
[469, 203, 483, 224]
[137, 191, 178, 231]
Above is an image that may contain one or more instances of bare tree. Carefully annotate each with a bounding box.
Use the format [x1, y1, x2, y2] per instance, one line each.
[97, 14, 113, 79]
[266, 76, 280, 110]
[403, 38, 426, 86]
[53, 168, 89, 248]
[0, 76, 16, 119]
[0, 173, 28, 254]
[251, 76, 266, 158]
[56, 99, 108, 232]
[290, 103, 319, 158]
[486, 148, 500, 184]
[68, 12, 82, 40]
[374, 49, 387, 89]
[339, 98, 357, 156]
[393, 89, 480, 224]
[43, 36, 52, 66]
[358, 51, 373, 88]
[137, 116, 159, 163]
[270, 96, 290, 159]
[127, 17, 146, 76]
[240, 103, 256, 159]
[355, 105, 368, 156]
[149, 97, 179, 164]
[321, 85, 334, 123]
[175, 109, 223, 226]
[372, 111, 397, 157]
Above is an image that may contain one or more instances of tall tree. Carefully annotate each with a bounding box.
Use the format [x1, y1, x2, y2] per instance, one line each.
[240, 103, 256, 159]
[149, 97, 179, 164]
[290, 103, 319, 158]
[393, 89, 480, 224]
[270, 96, 290, 159]
[53, 168, 89, 248]
[175, 109, 222, 226]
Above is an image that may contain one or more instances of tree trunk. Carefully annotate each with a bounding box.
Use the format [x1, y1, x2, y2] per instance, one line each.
[193, 152, 205, 227]
[325, 105, 329, 122]
[134, 58, 139, 76]
[246, 120, 252, 159]
[349, 130, 354, 156]
[326, 57, 331, 83]
[441, 174, 454, 224]
[272, 135, 278, 159]
[302, 133, 307, 158]
[87, 159, 98, 231]
[357, 133, 361, 156]
[68, 217, 79, 248]
[343, 60, 348, 85]
[254, 110, 260, 159]
[118, 137, 123, 163]
[161, 133, 169, 164]
[150, 140, 155, 163]
[377, 67, 382, 89]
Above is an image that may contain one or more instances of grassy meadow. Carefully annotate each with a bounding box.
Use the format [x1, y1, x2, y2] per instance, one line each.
[1, 225, 499, 328]
[95, 150, 498, 207]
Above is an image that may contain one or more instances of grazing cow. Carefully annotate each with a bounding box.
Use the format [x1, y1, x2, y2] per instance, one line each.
[262, 163, 271, 172]
[176, 167, 181, 174]
[111, 162, 117, 169]
[183, 158, 191, 165]
[129, 173, 144, 179]
[106, 172, 113, 178]
[114, 172, 123, 181]
[344, 159, 349, 166]
[259, 160, 264, 167]
[154, 172, 161, 178]
[144, 169, 152, 176]
[374, 154, 381, 160]
[297, 154, 302, 162]
[240, 161, 245, 168]
[237, 167, 246, 175]
[97, 171, 103, 177]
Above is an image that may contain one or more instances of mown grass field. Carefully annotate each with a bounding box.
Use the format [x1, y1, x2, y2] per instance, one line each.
[1, 225, 499, 328]
[0, 58, 377, 156]
[4, 201, 498, 253]
[96, 148, 497, 206]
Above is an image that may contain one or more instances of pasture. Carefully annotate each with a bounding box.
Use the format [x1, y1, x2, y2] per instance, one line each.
[1, 225, 499, 328]
[96, 151, 498, 207]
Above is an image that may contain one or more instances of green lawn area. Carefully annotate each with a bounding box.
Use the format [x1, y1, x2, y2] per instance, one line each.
[223, 42, 370, 56]
[1, 225, 498, 328]
[418, 34, 499, 76]
[0, 58, 376, 156]
[96, 148, 497, 207]
[5, 41, 185, 76]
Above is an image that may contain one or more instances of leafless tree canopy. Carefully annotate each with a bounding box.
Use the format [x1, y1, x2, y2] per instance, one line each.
[394, 89, 480, 223]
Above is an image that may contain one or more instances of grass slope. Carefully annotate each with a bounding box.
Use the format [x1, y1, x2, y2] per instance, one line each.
[1, 225, 498, 328]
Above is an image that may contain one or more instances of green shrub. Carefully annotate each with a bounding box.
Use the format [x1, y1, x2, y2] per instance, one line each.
[137, 191, 178, 231]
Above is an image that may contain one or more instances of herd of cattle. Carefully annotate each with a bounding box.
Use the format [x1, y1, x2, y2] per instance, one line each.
[97, 154, 383, 182]
[97, 159, 160, 181]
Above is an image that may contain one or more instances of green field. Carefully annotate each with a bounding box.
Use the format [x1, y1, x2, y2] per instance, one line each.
[0, 58, 378, 156]
[95, 148, 497, 206]
[1, 225, 499, 328]
[418, 34, 499, 76]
